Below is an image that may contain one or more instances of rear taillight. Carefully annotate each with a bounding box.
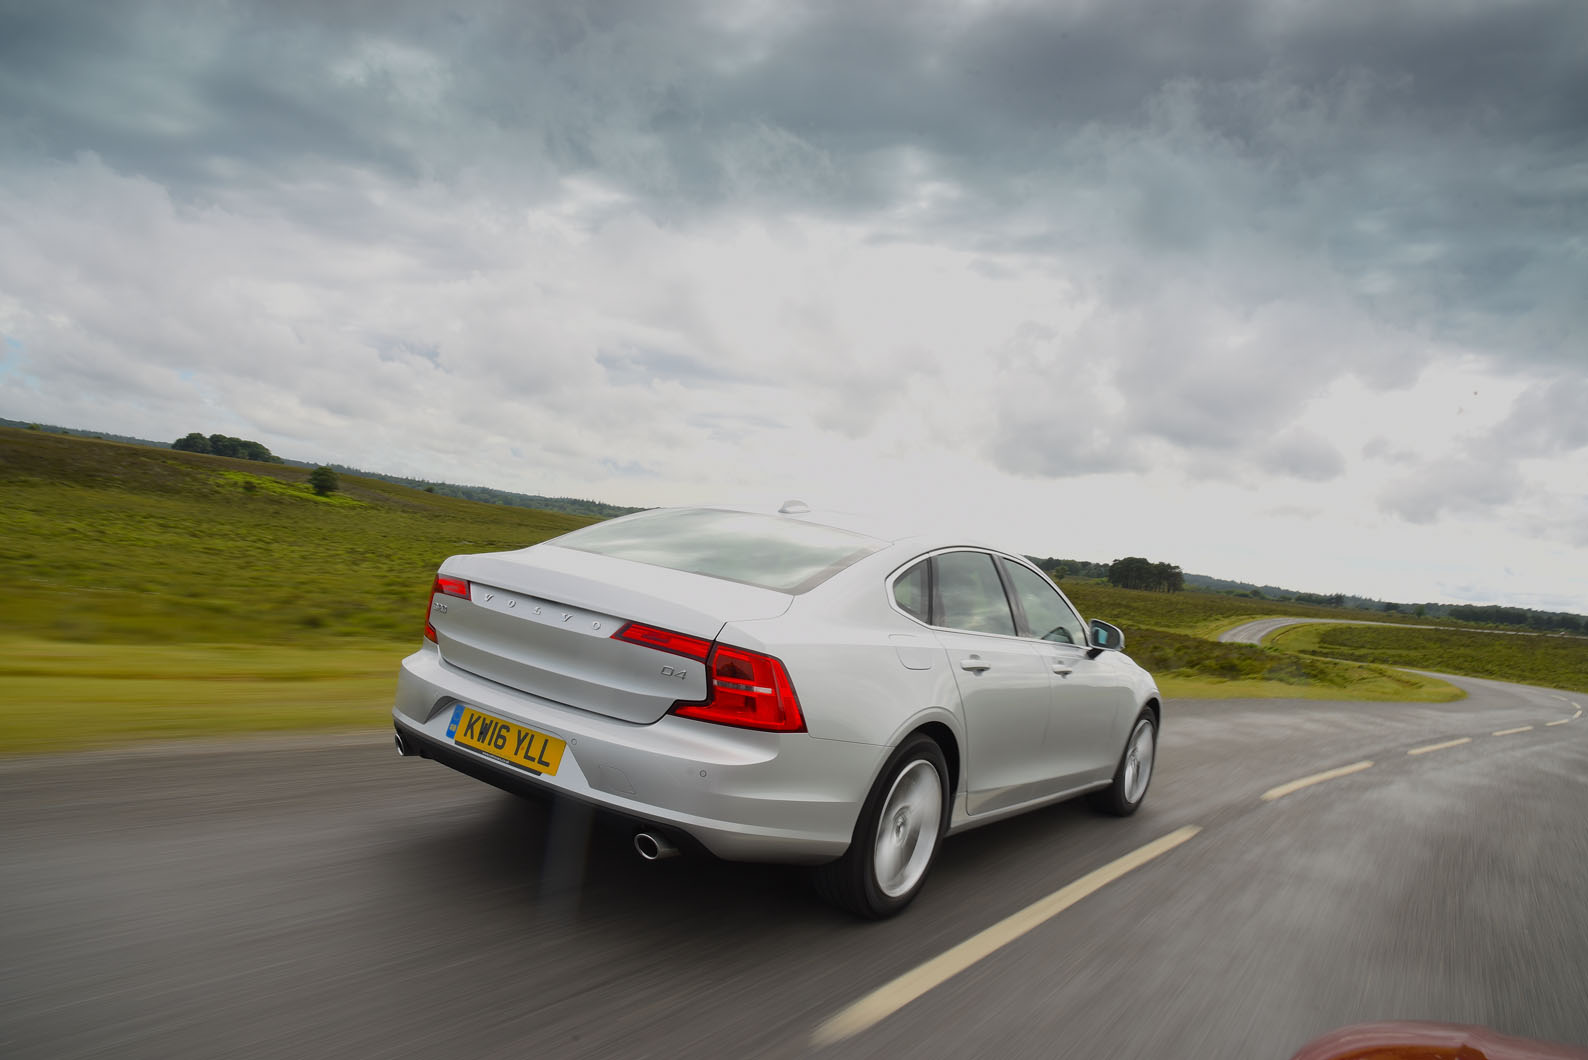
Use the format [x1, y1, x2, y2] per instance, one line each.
[423, 575, 470, 642]
[610, 622, 711, 661]
[673, 643, 805, 733]
[612, 621, 803, 732]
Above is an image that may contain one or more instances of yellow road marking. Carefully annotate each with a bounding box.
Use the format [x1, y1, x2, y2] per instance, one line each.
[811, 825, 1202, 1047]
[1546, 719, 1571, 727]
[1492, 725, 1534, 736]
[1407, 737, 1472, 756]
[1260, 761, 1374, 801]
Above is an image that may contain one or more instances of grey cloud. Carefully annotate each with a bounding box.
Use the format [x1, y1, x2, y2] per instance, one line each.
[1089, 279, 1405, 460]
[1379, 454, 1522, 525]
[1489, 376, 1588, 457]
[1378, 372, 1587, 531]
[1257, 430, 1346, 483]
[984, 323, 1147, 478]
[5, 1, 1582, 376]
[1362, 436, 1417, 465]
[988, 410, 1147, 479]
[596, 345, 749, 388]
[3, 0, 1585, 487]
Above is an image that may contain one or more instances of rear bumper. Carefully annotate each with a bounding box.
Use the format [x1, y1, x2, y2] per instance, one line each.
[392, 645, 883, 863]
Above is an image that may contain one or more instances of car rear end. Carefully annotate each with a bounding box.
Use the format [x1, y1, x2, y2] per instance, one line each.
[392, 507, 893, 863]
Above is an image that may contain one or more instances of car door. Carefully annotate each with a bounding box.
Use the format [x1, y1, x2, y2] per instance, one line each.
[998, 558, 1135, 787]
[925, 550, 1058, 816]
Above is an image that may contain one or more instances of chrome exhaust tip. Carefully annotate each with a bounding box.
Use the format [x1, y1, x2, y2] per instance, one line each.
[634, 831, 680, 861]
[394, 731, 411, 757]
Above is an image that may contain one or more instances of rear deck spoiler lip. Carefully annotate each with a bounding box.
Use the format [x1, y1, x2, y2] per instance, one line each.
[441, 545, 796, 640]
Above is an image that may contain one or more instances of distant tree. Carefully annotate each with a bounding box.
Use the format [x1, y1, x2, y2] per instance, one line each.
[1414, 604, 1427, 617]
[309, 466, 339, 496]
[234, 439, 276, 462]
[171, 432, 277, 461]
[1150, 561, 1184, 593]
[1107, 556, 1152, 590]
[1447, 603, 1584, 633]
[1107, 557, 1184, 592]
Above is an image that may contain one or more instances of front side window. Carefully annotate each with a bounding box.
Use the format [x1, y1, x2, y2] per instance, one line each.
[1002, 560, 1086, 645]
[933, 551, 1016, 636]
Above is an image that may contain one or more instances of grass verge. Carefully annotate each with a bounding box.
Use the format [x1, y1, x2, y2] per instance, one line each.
[1059, 581, 1461, 639]
[1123, 628, 1463, 701]
[1, 426, 591, 645]
[1269, 623, 1588, 694]
[1160, 673, 1462, 702]
[0, 638, 408, 753]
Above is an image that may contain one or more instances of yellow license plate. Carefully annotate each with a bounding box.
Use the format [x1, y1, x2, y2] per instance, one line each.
[446, 704, 566, 776]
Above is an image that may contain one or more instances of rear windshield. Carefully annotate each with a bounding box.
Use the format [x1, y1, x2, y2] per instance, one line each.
[552, 508, 887, 593]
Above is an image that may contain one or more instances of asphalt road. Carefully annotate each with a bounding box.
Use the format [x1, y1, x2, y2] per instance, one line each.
[1218, 616, 1374, 643]
[3, 674, 1585, 1059]
[1219, 617, 1537, 644]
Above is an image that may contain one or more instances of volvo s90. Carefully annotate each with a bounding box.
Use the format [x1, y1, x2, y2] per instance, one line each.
[393, 503, 1160, 917]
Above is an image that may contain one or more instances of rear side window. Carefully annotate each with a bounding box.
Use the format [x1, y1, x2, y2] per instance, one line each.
[893, 560, 931, 623]
[552, 508, 887, 594]
[933, 551, 1016, 636]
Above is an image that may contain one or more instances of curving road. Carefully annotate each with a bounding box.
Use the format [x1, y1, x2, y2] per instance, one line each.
[1219, 616, 1375, 644]
[1219, 616, 1540, 644]
[2, 675, 1585, 1059]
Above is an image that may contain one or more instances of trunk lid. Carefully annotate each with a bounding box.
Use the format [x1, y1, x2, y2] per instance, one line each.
[431, 545, 794, 724]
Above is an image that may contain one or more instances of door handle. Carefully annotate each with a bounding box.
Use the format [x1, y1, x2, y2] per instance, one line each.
[960, 656, 991, 673]
[1051, 666, 1073, 677]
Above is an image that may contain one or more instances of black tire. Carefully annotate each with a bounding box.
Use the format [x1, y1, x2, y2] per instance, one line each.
[1095, 709, 1157, 817]
[813, 734, 950, 919]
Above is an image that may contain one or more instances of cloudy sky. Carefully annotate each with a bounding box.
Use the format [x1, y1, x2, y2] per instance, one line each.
[2, 0, 1585, 610]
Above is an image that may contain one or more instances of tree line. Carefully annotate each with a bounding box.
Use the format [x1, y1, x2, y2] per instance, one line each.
[1445, 603, 1585, 634]
[172, 432, 281, 462]
[1029, 557, 1111, 580]
[1030, 555, 1184, 592]
[1106, 556, 1184, 592]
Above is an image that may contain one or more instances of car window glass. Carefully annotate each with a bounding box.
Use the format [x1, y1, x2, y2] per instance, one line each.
[554, 507, 886, 593]
[933, 551, 1016, 636]
[893, 560, 930, 623]
[1002, 561, 1087, 645]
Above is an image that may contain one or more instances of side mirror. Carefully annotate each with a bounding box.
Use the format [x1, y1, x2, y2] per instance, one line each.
[1088, 619, 1124, 657]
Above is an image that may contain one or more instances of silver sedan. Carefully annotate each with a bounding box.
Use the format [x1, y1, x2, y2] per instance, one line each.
[393, 503, 1160, 917]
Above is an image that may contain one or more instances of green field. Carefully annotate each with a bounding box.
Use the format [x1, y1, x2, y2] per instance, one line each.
[0, 638, 404, 753]
[2, 427, 595, 751]
[3, 428, 590, 645]
[1058, 581, 1459, 639]
[18, 424, 1586, 751]
[1115, 628, 1458, 701]
[1270, 622, 1588, 694]
[1047, 586, 1462, 701]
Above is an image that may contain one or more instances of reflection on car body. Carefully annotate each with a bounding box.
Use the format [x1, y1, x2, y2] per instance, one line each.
[393, 502, 1161, 917]
[1290, 1020, 1588, 1060]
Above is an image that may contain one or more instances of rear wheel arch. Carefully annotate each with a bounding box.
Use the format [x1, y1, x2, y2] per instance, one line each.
[1142, 697, 1161, 731]
[815, 731, 952, 917]
[910, 721, 961, 802]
